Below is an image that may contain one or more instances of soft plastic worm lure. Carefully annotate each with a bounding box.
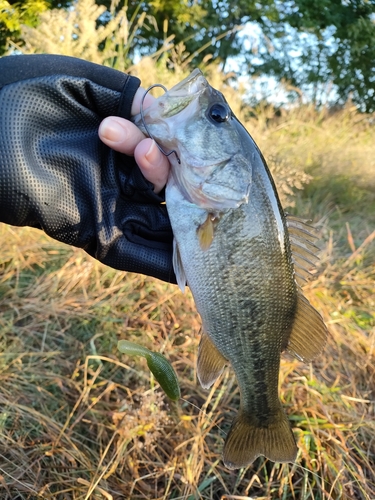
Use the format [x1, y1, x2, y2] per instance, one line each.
[117, 340, 181, 401]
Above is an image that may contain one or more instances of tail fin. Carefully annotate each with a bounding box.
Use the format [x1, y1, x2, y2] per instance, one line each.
[223, 409, 297, 469]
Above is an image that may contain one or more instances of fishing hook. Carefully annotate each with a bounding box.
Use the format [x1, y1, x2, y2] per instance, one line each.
[140, 84, 181, 164]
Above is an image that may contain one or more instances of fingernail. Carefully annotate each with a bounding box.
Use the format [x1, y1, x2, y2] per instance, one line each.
[145, 140, 162, 163]
[100, 119, 127, 143]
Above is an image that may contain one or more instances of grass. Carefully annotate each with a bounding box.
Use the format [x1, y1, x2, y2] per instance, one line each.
[1, 65, 375, 498]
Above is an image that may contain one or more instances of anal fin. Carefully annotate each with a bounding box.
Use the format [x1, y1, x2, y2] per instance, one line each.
[197, 331, 227, 389]
[287, 292, 328, 362]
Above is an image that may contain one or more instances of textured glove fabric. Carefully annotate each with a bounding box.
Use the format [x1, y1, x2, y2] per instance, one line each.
[0, 54, 175, 283]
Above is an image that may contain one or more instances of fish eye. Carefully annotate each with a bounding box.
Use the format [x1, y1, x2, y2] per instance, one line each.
[208, 103, 230, 123]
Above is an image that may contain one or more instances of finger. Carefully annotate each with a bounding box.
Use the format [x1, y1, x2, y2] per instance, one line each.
[135, 139, 170, 194]
[99, 116, 145, 155]
[99, 88, 156, 153]
[131, 87, 155, 116]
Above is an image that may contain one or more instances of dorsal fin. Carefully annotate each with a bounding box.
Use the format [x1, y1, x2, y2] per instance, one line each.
[286, 292, 328, 362]
[286, 215, 320, 287]
[172, 238, 187, 292]
[197, 330, 227, 389]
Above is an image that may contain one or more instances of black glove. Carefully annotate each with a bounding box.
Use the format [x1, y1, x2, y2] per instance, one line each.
[0, 54, 175, 283]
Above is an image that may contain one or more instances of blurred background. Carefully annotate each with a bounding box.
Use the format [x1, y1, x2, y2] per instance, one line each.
[0, 1, 375, 498]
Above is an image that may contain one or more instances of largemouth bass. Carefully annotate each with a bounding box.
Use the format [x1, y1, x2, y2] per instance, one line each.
[133, 69, 328, 469]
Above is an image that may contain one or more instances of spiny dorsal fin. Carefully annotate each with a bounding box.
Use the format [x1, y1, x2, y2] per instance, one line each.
[286, 214, 320, 287]
[197, 331, 227, 389]
[172, 238, 186, 292]
[286, 292, 328, 362]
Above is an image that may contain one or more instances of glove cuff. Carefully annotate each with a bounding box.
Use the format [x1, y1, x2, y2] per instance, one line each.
[117, 74, 140, 120]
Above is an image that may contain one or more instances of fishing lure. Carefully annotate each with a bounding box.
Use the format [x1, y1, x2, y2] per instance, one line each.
[117, 340, 181, 401]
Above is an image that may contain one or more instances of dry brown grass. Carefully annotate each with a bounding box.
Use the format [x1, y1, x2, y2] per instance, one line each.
[1, 131, 375, 499]
[1, 49, 375, 499]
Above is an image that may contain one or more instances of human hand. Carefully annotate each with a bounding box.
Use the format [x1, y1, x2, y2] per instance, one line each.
[99, 89, 170, 195]
[0, 54, 175, 282]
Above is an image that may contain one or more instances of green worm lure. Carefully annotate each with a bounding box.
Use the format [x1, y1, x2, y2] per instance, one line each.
[117, 340, 181, 401]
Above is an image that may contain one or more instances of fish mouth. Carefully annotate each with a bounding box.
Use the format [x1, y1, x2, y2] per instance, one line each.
[167, 68, 207, 96]
[159, 69, 208, 117]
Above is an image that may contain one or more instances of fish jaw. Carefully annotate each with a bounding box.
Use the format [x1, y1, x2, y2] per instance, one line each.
[132, 69, 208, 146]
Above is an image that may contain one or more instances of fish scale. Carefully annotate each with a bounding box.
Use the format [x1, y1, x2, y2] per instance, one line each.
[133, 68, 328, 469]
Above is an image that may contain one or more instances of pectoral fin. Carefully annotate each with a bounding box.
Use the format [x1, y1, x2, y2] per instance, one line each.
[286, 292, 328, 362]
[197, 331, 227, 389]
[197, 213, 221, 251]
[197, 214, 215, 250]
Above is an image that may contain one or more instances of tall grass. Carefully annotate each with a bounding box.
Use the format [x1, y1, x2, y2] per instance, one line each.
[1, 84, 374, 498]
[2, 5, 375, 497]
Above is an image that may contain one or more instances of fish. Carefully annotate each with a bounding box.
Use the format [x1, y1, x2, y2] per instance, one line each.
[132, 69, 328, 469]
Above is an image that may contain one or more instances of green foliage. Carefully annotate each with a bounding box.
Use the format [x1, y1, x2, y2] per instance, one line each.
[0, 0, 48, 54]
[254, 0, 375, 111]
[121, 0, 278, 69]
[2, 0, 375, 111]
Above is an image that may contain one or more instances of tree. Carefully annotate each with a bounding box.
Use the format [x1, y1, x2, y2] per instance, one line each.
[251, 0, 375, 111]
[0, 0, 53, 54]
[93, 0, 279, 69]
[2, 0, 375, 111]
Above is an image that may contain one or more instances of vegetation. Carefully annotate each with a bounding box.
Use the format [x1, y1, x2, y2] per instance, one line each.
[0, 0, 48, 54]
[1, 1, 375, 498]
[2, 0, 375, 110]
[1, 52, 375, 497]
